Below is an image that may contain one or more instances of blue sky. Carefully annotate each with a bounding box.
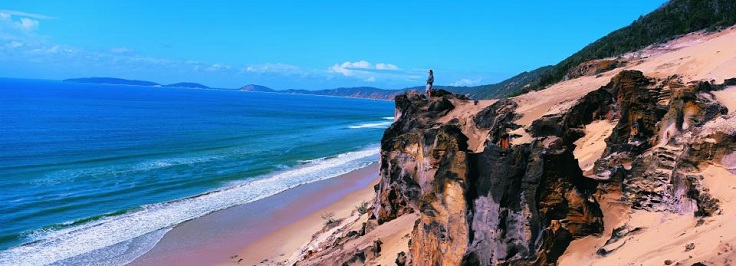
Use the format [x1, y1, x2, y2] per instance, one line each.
[1, 1, 667, 90]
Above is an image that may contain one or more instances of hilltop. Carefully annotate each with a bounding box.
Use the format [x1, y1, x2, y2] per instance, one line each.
[239, 84, 275, 92]
[282, 87, 404, 100]
[63, 77, 211, 89]
[517, 0, 736, 95]
[163, 82, 210, 89]
[63, 77, 160, 87]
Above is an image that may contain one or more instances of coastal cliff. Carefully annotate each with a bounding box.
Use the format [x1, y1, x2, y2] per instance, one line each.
[297, 78, 733, 266]
[373, 89, 606, 265]
[291, 26, 736, 266]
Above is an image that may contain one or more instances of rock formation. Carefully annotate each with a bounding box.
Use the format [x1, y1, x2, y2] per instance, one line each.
[290, 25, 736, 266]
[373, 89, 606, 265]
[369, 70, 731, 265]
[582, 71, 729, 216]
[564, 59, 620, 80]
[293, 67, 734, 265]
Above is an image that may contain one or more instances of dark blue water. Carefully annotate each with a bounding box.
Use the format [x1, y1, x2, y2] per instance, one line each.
[0, 78, 393, 264]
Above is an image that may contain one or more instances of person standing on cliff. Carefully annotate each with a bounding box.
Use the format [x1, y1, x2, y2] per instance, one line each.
[426, 69, 434, 97]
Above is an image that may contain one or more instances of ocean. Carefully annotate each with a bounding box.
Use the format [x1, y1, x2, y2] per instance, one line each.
[0, 78, 394, 265]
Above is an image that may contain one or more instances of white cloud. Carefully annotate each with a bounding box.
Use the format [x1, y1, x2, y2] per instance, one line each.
[110, 47, 134, 54]
[0, 10, 51, 34]
[15, 18, 39, 30]
[365, 76, 376, 82]
[7, 41, 23, 48]
[375, 63, 399, 70]
[127, 56, 173, 65]
[342, 60, 372, 69]
[329, 63, 354, 76]
[451, 78, 482, 87]
[204, 63, 231, 72]
[29, 45, 59, 55]
[244, 63, 303, 75]
[0, 10, 53, 20]
[329, 60, 371, 76]
[328, 60, 401, 78]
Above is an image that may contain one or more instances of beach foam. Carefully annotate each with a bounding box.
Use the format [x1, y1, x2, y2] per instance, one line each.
[50, 228, 170, 266]
[31, 155, 223, 186]
[0, 147, 379, 265]
[348, 121, 392, 129]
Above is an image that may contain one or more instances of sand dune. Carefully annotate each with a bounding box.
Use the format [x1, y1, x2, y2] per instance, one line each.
[507, 26, 736, 265]
[560, 164, 736, 265]
[557, 27, 736, 265]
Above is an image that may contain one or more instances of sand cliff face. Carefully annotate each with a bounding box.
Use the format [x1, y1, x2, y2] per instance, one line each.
[294, 27, 736, 266]
[372, 71, 734, 265]
[375, 89, 607, 265]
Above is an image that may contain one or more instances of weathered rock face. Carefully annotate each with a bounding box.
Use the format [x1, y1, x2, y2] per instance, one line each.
[376, 92, 473, 264]
[368, 71, 732, 265]
[529, 87, 615, 144]
[375, 91, 466, 224]
[406, 125, 470, 265]
[564, 59, 620, 80]
[603, 70, 663, 153]
[374, 90, 604, 265]
[384, 90, 456, 150]
[723, 77, 736, 86]
[688, 131, 736, 168]
[473, 99, 521, 147]
[587, 71, 729, 216]
[464, 137, 602, 265]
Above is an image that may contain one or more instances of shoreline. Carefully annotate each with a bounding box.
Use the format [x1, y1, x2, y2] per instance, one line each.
[130, 164, 379, 266]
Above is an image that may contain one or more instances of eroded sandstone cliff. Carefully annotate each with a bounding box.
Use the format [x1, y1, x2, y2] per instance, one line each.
[368, 70, 733, 265]
[373, 88, 608, 265]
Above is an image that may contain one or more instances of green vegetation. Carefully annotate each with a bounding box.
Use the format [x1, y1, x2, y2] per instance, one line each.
[441, 0, 736, 99]
[321, 211, 336, 225]
[355, 201, 370, 215]
[530, 0, 736, 92]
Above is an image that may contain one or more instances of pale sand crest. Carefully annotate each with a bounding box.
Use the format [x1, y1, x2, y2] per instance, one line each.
[573, 120, 616, 171]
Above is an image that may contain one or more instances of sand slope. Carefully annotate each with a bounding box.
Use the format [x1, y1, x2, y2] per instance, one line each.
[560, 164, 736, 265]
[556, 27, 736, 265]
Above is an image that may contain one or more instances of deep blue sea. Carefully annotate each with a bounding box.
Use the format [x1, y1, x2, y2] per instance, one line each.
[0, 78, 393, 265]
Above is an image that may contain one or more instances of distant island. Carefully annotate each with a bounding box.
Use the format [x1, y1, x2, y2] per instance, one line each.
[283, 87, 405, 100]
[63, 77, 210, 89]
[64, 77, 161, 87]
[163, 82, 210, 89]
[239, 84, 274, 92]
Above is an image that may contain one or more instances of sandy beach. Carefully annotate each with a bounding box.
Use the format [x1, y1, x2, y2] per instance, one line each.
[130, 165, 379, 266]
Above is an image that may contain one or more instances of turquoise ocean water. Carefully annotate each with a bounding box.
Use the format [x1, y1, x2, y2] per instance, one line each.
[0, 78, 393, 265]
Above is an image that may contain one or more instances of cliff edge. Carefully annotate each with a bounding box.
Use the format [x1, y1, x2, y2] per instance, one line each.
[292, 27, 736, 266]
